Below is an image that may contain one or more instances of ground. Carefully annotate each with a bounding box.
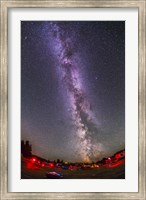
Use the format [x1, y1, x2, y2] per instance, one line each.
[21, 157, 125, 179]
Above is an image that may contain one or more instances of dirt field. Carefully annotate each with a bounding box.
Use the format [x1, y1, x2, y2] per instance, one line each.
[21, 159, 125, 179]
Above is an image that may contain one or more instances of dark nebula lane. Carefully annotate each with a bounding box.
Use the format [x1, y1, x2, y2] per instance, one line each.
[46, 22, 103, 162]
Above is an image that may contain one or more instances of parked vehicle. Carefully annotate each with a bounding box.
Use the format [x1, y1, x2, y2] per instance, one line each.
[46, 172, 63, 179]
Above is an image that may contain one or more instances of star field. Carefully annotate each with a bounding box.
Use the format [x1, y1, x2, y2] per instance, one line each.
[21, 21, 125, 162]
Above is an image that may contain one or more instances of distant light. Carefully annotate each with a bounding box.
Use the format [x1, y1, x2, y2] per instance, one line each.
[42, 163, 45, 167]
[50, 163, 53, 167]
[32, 158, 36, 162]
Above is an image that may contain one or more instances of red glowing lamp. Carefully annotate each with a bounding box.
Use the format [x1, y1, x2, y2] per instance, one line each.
[50, 163, 54, 167]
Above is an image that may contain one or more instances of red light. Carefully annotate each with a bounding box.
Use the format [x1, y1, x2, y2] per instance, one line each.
[32, 158, 36, 162]
[42, 163, 45, 167]
[50, 163, 54, 167]
[27, 163, 32, 168]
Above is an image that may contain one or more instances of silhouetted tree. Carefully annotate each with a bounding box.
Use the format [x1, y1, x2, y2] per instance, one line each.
[21, 140, 32, 157]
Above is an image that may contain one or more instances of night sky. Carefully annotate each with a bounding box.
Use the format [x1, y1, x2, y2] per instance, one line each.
[21, 21, 125, 163]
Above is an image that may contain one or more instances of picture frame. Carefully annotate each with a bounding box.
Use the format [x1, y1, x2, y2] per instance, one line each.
[0, 0, 145, 199]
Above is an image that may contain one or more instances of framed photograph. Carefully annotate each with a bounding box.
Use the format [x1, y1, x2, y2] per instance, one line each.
[1, 0, 145, 199]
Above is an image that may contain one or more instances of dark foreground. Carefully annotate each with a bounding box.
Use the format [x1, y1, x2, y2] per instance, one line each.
[21, 158, 125, 179]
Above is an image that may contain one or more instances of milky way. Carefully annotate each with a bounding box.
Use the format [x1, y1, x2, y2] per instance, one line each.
[45, 22, 103, 162]
[21, 21, 125, 162]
